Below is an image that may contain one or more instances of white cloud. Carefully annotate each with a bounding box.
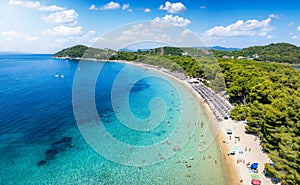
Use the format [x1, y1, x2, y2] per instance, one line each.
[292, 35, 298, 40]
[100, 2, 120, 10]
[43, 9, 78, 24]
[268, 13, 283, 19]
[200, 6, 206, 9]
[43, 25, 82, 36]
[288, 22, 294, 27]
[89, 4, 99, 10]
[297, 26, 300, 32]
[153, 14, 191, 27]
[9, 0, 40, 8]
[89, 37, 101, 44]
[159, 1, 186, 13]
[266, 35, 273, 39]
[203, 18, 273, 37]
[288, 32, 298, 40]
[121, 3, 132, 12]
[86, 30, 96, 36]
[122, 3, 129, 10]
[144, 8, 151, 13]
[89, 4, 97, 10]
[180, 29, 193, 37]
[55, 38, 69, 43]
[9, 0, 65, 11]
[0, 30, 40, 53]
[114, 23, 174, 45]
[38, 5, 65, 12]
[92, 22, 203, 50]
[89, 2, 121, 10]
[2, 30, 37, 41]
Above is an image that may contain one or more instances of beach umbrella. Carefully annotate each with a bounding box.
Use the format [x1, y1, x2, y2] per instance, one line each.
[251, 179, 261, 185]
[250, 163, 258, 169]
[226, 128, 232, 135]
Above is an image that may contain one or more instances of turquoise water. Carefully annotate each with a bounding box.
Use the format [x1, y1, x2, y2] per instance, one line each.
[0, 55, 228, 184]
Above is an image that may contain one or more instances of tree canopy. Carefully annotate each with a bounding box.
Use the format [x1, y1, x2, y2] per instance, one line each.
[219, 59, 300, 184]
[213, 42, 300, 64]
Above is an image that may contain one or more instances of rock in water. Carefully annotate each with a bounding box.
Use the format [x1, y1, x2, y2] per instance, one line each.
[38, 136, 73, 166]
[45, 149, 59, 160]
[51, 137, 72, 151]
[37, 160, 47, 166]
[131, 81, 150, 93]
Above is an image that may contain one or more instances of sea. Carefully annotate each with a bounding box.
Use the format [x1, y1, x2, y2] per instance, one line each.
[0, 54, 228, 185]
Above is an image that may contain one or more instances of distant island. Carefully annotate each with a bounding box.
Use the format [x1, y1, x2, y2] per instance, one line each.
[54, 43, 300, 184]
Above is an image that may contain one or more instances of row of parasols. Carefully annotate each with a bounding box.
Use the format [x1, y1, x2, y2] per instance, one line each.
[190, 81, 233, 122]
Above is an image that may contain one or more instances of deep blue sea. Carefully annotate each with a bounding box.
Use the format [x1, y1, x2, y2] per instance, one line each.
[0, 55, 228, 184]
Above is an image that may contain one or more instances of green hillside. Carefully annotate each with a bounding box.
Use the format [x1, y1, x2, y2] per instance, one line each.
[53, 45, 88, 58]
[53, 45, 116, 59]
[213, 43, 300, 64]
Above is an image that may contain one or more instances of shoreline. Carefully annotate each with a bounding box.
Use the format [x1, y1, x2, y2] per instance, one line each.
[108, 59, 240, 185]
[115, 60, 273, 185]
[56, 57, 271, 185]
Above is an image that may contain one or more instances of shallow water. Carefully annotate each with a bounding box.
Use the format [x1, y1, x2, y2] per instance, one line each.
[0, 55, 228, 184]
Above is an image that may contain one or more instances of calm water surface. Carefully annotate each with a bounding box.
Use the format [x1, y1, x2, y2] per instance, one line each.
[0, 55, 228, 184]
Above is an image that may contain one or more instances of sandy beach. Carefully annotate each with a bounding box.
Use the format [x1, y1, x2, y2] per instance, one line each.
[120, 60, 275, 185]
[75, 58, 273, 185]
[113, 60, 238, 183]
[217, 119, 274, 185]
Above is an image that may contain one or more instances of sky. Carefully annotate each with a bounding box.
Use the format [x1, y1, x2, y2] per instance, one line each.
[0, 0, 300, 53]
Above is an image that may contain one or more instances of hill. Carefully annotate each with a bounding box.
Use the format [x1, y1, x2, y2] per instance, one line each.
[53, 45, 116, 59]
[213, 43, 300, 64]
[53, 43, 300, 65]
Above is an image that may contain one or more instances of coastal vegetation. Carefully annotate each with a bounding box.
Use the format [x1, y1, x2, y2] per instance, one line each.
[54, 44, 300, 184]
[53, 45, 115, 59]
[213, 42, 300, 64]
[221, 59, 300, 184]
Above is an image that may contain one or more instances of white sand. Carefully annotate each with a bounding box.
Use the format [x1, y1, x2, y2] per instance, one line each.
[218, 119, 274, 185]
[108, 60, 275, 185]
